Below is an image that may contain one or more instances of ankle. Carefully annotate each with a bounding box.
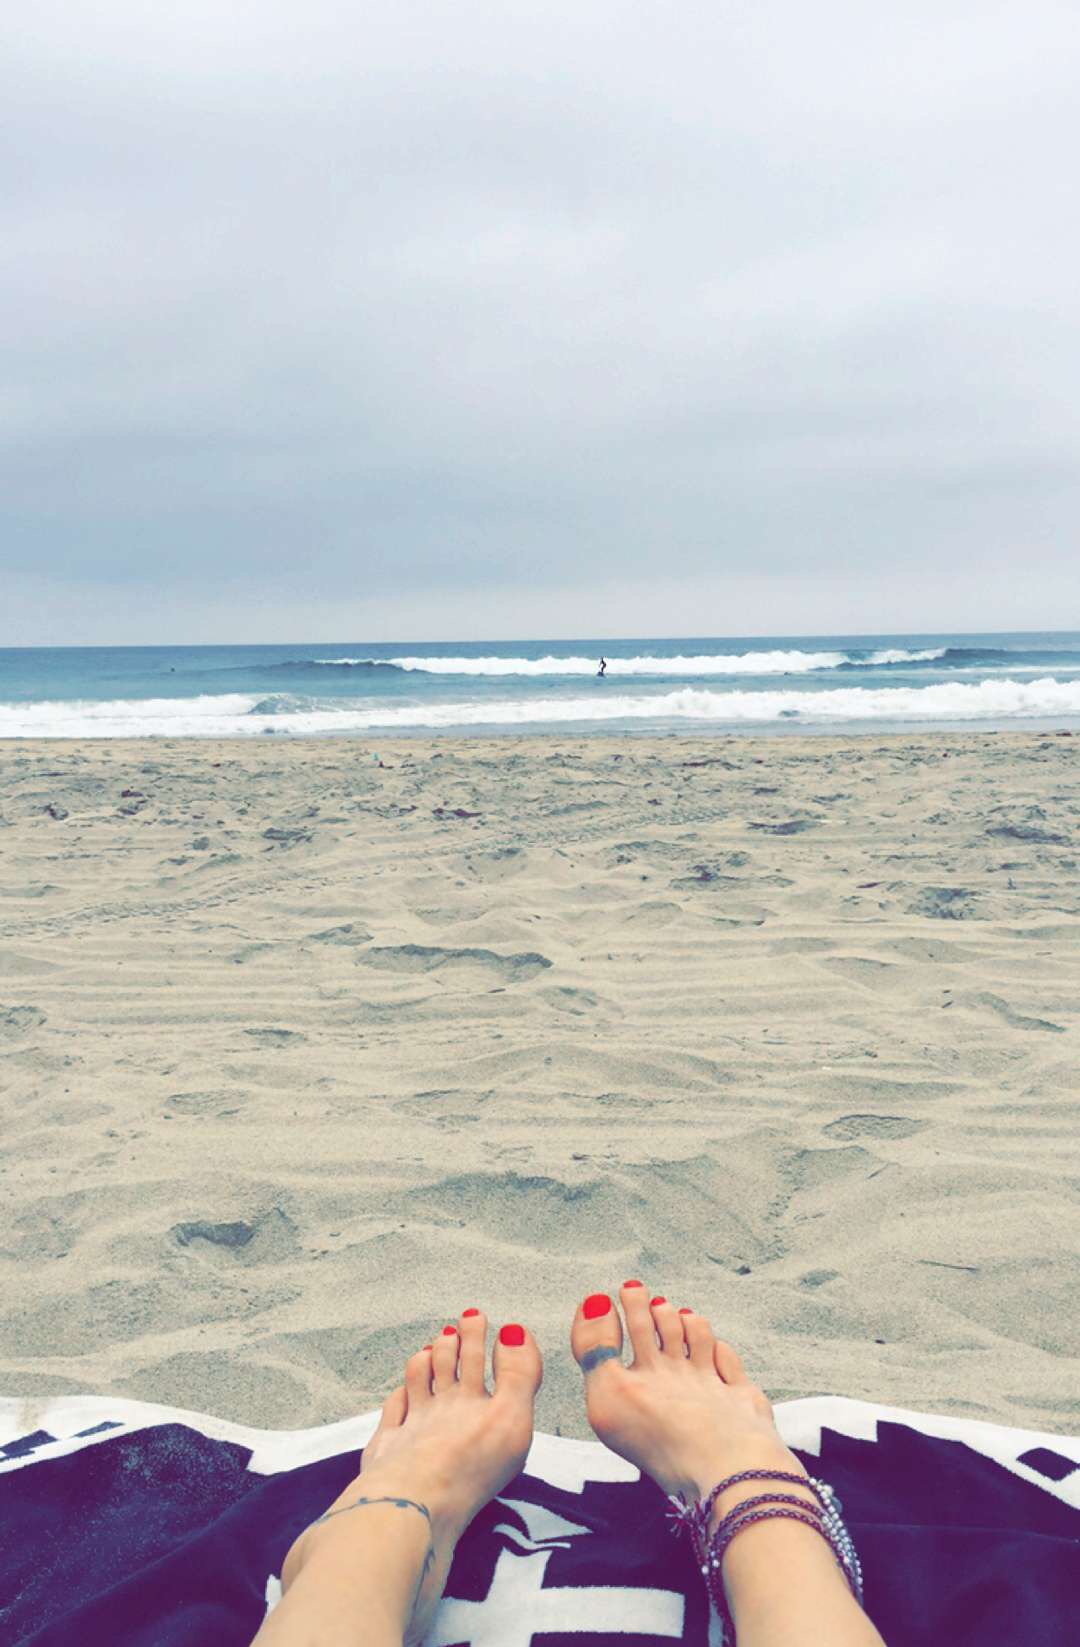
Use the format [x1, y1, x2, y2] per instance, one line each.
[356, 1462, 470, 1549]
[685, 1439, 810, 1518]
[284, 1479, 438, 1590]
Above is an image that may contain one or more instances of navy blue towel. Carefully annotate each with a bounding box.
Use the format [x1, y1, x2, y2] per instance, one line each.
[2, 1395, 1078, 1645]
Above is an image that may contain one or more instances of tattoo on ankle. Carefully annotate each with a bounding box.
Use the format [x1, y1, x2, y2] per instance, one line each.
[305, 1495, 438, 1613]
[309, 1495, 433, 1532]
[580, 1345, 621, 1375]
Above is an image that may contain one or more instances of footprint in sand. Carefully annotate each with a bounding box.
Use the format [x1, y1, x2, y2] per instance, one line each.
[987, 823, 1070, 845]
[166, 1090, 240, 1115]
[906, 886, 979, 920]
[747, 817, 822, 835]
[823, 1114, 930, 1141]
[883, 936, 980, 962]
[766, 936, 835, 955]
[540, 985, 602, 1015]
[710, 906, 771, 928]
[619, 900, 683, 928]
[1007, 922, 1080, 941]
[173, 1219, 257, 1250]
[0, 1004, 47, 1040]
[357, 944, 551, 983]
[785, 1145, 875, 1187]
[966, 992, 1066, 1034]
[398, 1169, 641, 1252]
[818, 956, 898, 990]
[306, 923, 373, 946]
[462, 847, 527, 882]
[348, 997, 435, 1025]
[172, 1206, 298, 1260]
[0, 952, 59, 977]
[116, 1352, 311, 1428]
[262, 826, 313, 847]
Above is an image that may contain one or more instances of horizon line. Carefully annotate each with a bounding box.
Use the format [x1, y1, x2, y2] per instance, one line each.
[3, 626, 1080, 653]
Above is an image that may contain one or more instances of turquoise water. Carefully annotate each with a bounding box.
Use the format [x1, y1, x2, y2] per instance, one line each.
[2, 632, 1080, 736]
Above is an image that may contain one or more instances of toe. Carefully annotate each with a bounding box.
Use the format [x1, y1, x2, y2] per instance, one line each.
[405, 1346, 433, 1404]
[381, 1385, 407, 1427]
[458, 1308, 488, 1394]
[714, 1338, 749, 1384]
[649, 1295, 686, 1357]
[681, 1309, 716, 1368]
[570, 1291, 624, 1379]
[620, 1280, 660, 1365]
[492, 1322, 543, 1400]
[432, 1325, 460, 1393]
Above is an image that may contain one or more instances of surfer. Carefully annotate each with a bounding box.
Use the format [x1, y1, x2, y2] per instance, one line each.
[597, 657, 607, 677]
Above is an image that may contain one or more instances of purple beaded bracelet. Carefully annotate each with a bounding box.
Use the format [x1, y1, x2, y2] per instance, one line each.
[668, 1468, 864, 1642]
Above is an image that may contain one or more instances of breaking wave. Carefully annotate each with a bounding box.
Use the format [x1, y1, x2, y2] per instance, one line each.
[296, 646, 950, 677]
[4, 676, 1080, 737]
[280, 658, 398, 671]
[861, 647, 947, 665]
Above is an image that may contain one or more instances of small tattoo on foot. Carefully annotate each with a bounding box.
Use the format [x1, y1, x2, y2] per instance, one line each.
[580, 1345, 621, 1375]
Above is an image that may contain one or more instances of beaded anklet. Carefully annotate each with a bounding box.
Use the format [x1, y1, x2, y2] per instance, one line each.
[668, 1468, 863, 1643]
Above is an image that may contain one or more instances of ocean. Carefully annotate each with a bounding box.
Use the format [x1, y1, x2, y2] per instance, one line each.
[2, 632, 1080, 737]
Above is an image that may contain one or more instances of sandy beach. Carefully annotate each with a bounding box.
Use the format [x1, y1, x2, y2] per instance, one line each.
[1, 731, 1078, 1440]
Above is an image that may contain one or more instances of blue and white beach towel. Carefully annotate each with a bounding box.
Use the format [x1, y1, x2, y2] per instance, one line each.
[3, 1393, 1078, 1645]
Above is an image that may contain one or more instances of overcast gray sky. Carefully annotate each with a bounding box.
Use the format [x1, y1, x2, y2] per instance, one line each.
[3, 0, 1079, 644]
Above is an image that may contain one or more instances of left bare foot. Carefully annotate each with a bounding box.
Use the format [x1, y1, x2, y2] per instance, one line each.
[281, 1310, 542, 1645]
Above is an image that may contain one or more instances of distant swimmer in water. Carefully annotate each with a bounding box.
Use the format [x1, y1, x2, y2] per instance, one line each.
[597, 657, 607, 677]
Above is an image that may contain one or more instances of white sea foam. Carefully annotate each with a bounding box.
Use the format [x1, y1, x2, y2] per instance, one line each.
[4, 677, 1080, 737]
[0, 694, 259, 738]
[296, 676, 1080, 729]
[319, 651, 850, 675]
[863, 647, 947, 665]
[317, 648, 943, 676]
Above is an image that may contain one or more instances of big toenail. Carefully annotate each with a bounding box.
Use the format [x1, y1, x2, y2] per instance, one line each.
[583, 1293, 611, 1319]
[499, 1323, 525, 1346]
[623, 1279, 643, 1288]
[442, 1325, 458, 1335]
[650, 1295, 666, 1306]
[462, 1308, 480, 1318]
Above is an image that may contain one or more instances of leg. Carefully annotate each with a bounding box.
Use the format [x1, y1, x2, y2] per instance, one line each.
[573, 1284, 885, 1647]
[255, 1310, 542, 1647]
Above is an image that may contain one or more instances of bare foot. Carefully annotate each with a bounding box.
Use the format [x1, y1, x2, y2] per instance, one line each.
[282, 1310, 542, 1646]
[571, 1283, 810, 1517]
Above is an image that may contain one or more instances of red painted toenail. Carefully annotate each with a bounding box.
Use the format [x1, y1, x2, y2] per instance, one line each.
[499, 1323, 525, 1346]
[622, 1279, 643, 1288]
[462, 1308, 480, 1318]
[422, 1345, 432, 1351]
[583, 1293, 611, 1319]
[678, 1307, 693, 1314]
[650, 1296, 666, 1306]
[442, 1325, 458, 1335]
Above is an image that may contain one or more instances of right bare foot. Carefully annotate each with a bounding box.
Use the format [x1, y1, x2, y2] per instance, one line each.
[571, 1282, 810, 1511]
